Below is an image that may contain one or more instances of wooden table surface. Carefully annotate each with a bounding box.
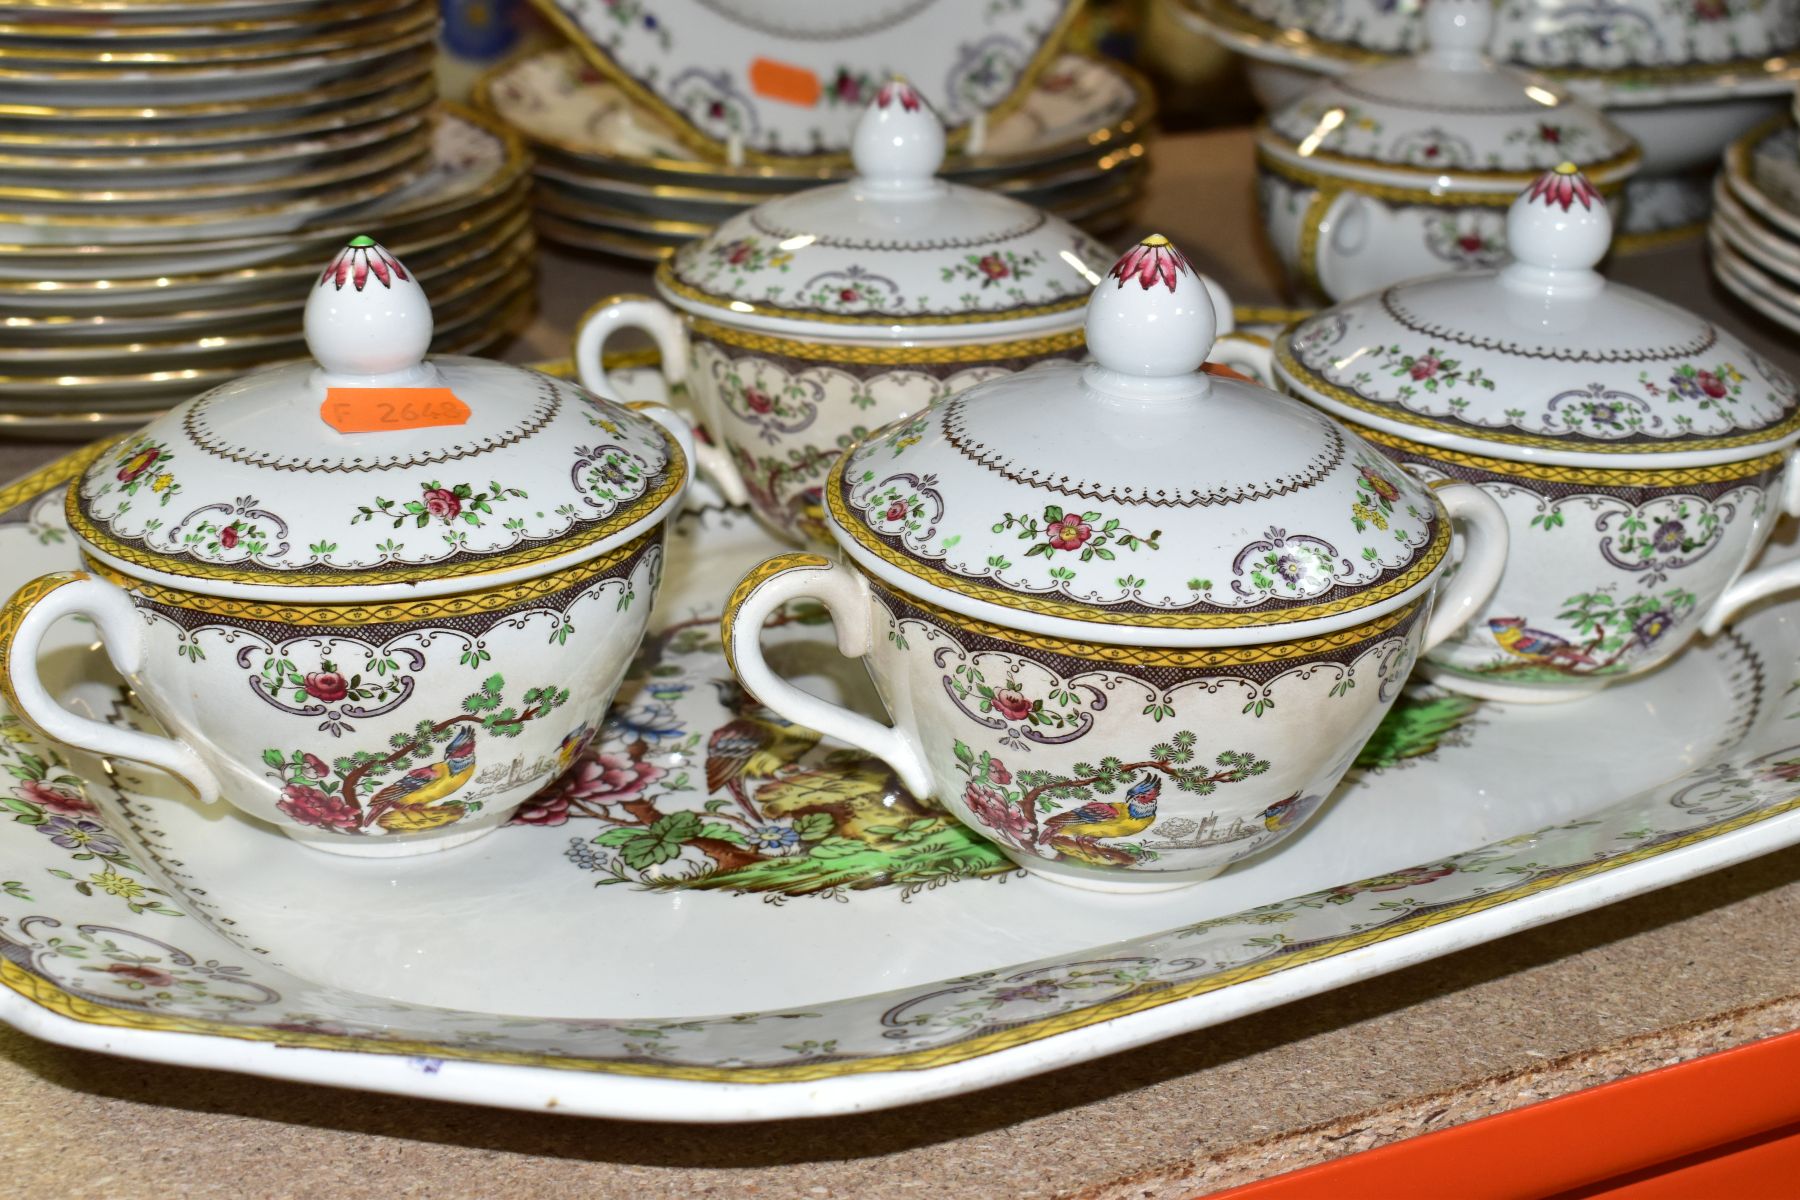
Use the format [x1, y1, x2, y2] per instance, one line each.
[2, 126, 1798, 1200]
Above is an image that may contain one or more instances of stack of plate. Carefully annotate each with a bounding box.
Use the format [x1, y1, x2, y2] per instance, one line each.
[0, 0, 534, 436]
[1708, 113, 1800, 336]
[474, 47, 1154, 262]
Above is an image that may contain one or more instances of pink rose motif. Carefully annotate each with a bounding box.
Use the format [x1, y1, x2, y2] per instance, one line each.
[1359, 466, 1401, 503]
[277, 784, 360, 830]
[884, 499, 909, 522]
[1045, 517, 1092, 552]
[509, 792, 571, 826]
[421, 487, 461, 523]
[1330, 864, 1455, 899]
[963, 781, 1030, 849]
[104, 963, 175, 987]
[725, 240, 752, 265]
[1457, 233, 1486, 254]
[1539, 124, 1562, 144]
[839, 287, 860, 303]
[19, 778, 93, 816]
[1697, 370, 1728, 398]
[1408, 354, 1441, 381]
[219, 523, 239, 549]
[989, 759, 1012, 786]
[977, 254, 1008, 280]
[743, 386, 774, 415]
[1758, 758, 1800, 784]
[303, 672, 349, 704]
[559, 750, 666, 807]
[301, 753, 330, 780]
[116, 448, 159, 483]
[990, 688, 1033, 723]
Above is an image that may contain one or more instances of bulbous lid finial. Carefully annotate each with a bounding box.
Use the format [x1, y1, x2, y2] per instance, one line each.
[851, 78, 946, 194]
[305, 236, 434, 384]
[1085, 234, 1216, 382]
[1423, 0, 1491, 67]
[1505, 162, 1612, 278]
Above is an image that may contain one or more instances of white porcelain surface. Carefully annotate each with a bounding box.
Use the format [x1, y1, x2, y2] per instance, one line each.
[536, 0, 1072, 159]
[4, 440, 1800, 1117]
[0, 241, 697, 856]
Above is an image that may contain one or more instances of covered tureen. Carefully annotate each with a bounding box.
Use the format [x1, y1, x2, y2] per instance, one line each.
[574, 80, 1123, 545]
[1276, 165, 1800, 702]
[721, 234, 1508, 893]
[0, 237, 695, 856]
[1257, 0, 1638, 301]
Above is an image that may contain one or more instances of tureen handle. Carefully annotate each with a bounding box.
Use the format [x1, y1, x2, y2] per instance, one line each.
[1421, 481, 1511, 651]
[573, 294, 750, 507]
[1698, 459, 1800, 636]
[720, 554, 932, 800]
[0, 572, 221, 805]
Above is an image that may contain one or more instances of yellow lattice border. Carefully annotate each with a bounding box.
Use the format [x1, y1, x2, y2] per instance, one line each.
[81, 530, 657, 627]
[824, 455, 1451, 631]
[67, 441, 686, 590]
[1258, 122, 1640, 188]
[655, 260, 1091, 330]
[690, 315, 1085, 363]
[1358, 425, 1790, 485]
[1276, 338, 1800, 457]
[870, 573, 1426, 665]
[3, 791, 1797, 1083]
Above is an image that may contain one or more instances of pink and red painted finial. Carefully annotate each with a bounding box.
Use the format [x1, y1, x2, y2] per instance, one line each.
[1085, 234, 1215, 381]
[852, 76, 944, 191]
[1109, 234, 1194, 293]
[876, 78, 922, 112]
[1526, 161, 1602, 213]
[1505, 161, 1612, 279]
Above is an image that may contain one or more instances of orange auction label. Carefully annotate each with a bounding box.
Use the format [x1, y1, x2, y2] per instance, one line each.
[748, 58, 821, 107]
[321, 387, 471, 434]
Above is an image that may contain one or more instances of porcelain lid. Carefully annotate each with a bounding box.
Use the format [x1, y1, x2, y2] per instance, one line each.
[825, 234, 1449, 643]
[654, 81, 1113, 340]
[1260, 0, 1637, 186]
[1276, 165, 1800, 463]
[72, 237, 687, 596]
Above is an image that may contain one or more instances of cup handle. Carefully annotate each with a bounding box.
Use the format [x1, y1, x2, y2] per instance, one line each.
[0, 571, 220, 804]
[574, 293, 749, 506]
[1699, 453, 1800, 635]
[721, 553, 931, 799]
[1300, 188, 1361, 302]
[1422, 480, 1510, 651]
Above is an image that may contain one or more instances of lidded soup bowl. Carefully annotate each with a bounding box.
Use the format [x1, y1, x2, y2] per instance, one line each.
[1274, 165, 1800, 703]
[573, 80, 1122, 547]
[720, 235, 1509, 894]
[1257, 0, 1638, 303]
[0, 238, 696, 857]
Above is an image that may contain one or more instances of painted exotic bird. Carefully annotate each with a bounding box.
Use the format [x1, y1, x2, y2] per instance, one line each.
[1042, 773, 1162, 844]
[369, 726, 478, 829]
[554, 722, 595, 773]
[706, 680, 821, 823]
[1259, 791, 1322, 833]
[1487, 617, 1599, 668]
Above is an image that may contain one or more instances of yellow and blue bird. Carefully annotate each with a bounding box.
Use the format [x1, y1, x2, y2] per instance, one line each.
[1043, 773, 1162, 844]
[1488, 616, 1598, 669]
[1259, 791, 1322, 832]
[371, 726, 478, 831]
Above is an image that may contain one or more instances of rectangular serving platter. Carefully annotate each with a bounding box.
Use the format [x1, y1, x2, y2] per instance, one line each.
[3, 413, 1800, 1122]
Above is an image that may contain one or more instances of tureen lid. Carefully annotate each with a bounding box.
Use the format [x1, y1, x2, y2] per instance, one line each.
[72, 237, 689, 599]
[653, 80, 1114, 341]
[825, 234, 1450, 646]
[1259, 0, 1637, 187]
[1276, 165, 1800, 464]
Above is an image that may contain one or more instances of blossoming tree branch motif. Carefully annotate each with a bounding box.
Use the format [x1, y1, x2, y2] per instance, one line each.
[992, 504, 1162, 562]
[1482, 585, 1697, 678]
[952, 732, 1269, 868]
[264, 674, 569, 836]
[350, 479, 527, 530]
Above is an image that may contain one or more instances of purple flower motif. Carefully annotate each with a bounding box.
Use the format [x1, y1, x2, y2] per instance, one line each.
[992, 979, 1061, 1005]
[1652, 520, 1686, 554]
[39, 815, 124, 856]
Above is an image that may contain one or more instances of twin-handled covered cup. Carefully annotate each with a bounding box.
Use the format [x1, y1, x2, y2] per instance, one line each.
[573, 80, 1116, 546]
[0, 238, 695, 856]
[721, 235, 1509, 893]
[1275, 165, 1800, 702]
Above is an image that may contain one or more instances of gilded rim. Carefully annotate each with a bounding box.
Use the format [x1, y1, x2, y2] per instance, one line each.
[535, 214, 680, 261]
[688, 314, 1083, 363]
[473, 46, 1158, 182]
[522, 0, 1078, 169]
[1275, 338, 1800, 456]
[1187, 0, 1800, 89]
[1257, 141, 1631, 207]
[824, 453, 1453, 632]
[656, 260, 1090, 330]
[1356, 424, 1791, 485]
[0, 0, 418, 40]
[1256, 121, 1642, 187]
[81, 528, 659, 626]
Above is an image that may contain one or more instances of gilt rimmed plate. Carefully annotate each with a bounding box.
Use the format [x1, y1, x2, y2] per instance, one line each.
[529, 0, 1076, 163]
[3, 423, 1800, 1118]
